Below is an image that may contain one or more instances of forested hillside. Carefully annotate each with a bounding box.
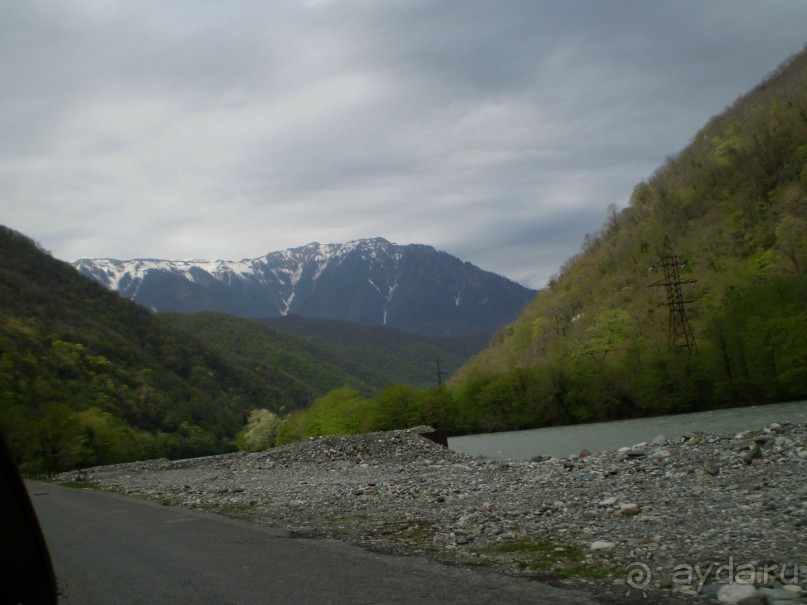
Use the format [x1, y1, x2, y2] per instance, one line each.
[160, 312, 386, 396]
[259, 315, 486, 387]
[0, 227, 311, 472]
[161, 312, 475, 395]
[449, 48, 807, 428]
[278, 49, 807, 440]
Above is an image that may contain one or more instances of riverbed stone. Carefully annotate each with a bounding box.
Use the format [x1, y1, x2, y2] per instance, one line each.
[717, 583, 759, 603]
[62, 422, 807, 605]
[758, 587, 804, 600]
[704, 461, 721, 476]
[617, 502, 640, 516]
[625, 449, 647, 458]
[742, 445, 763, 464]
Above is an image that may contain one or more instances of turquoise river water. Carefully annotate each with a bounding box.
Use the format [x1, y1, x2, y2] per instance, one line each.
[448, 400, 807, 460]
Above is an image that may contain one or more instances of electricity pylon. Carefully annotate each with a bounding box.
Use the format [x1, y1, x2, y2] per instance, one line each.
[648, 237, 698, 354]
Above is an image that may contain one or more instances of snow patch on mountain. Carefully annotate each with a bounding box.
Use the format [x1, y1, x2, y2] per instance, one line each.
[367, 278, 383, 297]
[72, 238, 537, 336]
[73, 257, 260, 290]
[281, 292, 295, 316]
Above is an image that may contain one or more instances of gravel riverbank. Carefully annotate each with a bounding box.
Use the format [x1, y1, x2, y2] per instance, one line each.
[62, 422, 807, 604]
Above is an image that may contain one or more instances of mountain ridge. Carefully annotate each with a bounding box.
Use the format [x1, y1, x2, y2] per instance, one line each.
[73, 238, 536, 338]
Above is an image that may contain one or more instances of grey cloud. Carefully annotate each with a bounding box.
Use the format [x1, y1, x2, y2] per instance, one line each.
[2, 0, 806, 288]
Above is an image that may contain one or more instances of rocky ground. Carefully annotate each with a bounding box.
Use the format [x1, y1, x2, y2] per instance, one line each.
[62, 422, 807, 605]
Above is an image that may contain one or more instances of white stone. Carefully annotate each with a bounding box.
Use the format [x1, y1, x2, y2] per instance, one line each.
[717, 582, 758, 603]
[589, 540, 616, 551]
[677, 585, 699, 596]
[617, 503, 640, 516]
[758, 586, 803, 600]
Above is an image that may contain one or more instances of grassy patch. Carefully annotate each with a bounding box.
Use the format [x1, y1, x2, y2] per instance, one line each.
[327, 512, 371, 523]
[389, 519, 437, 548]
[474, 539, 610, 579]
[59, 481, 104, 490]
[209, 502, 257, 514]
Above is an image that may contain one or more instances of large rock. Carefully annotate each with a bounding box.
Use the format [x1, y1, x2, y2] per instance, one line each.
[717, 583, 759, 604]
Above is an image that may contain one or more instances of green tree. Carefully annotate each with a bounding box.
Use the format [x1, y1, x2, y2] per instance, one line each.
[775, 215, 807, 272]
[234, 409, 282, 452]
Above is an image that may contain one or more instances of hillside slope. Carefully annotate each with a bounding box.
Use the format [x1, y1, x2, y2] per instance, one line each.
[450, 49, 807, 430]
[260, 315, 487, 386]
[159, 313, 484, 396]
[0, 227, 312, 472]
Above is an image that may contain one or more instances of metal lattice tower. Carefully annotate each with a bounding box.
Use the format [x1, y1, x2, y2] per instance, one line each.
[649, 237, 698, 354]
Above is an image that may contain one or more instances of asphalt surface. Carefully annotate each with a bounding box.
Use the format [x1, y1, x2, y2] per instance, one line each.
[27, 481, 601, 605]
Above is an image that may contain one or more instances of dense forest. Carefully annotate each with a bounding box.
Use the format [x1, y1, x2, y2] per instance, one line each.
[278, 48, 807, 441]
[259, 315, 487, 386]
[161, 312, 480, 395]
[0, 227, 317, 472]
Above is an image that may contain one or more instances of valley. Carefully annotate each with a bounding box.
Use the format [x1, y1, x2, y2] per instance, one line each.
[2, 48, 807, 480]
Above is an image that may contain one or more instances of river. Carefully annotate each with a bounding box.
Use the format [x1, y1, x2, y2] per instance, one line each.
[447, 400, 807, 460]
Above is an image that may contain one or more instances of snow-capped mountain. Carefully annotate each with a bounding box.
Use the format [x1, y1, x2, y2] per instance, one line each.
[73, 238, 535, 337]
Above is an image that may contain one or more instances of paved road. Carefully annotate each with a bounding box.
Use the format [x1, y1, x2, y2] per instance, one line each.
[27, 481, 600, 605]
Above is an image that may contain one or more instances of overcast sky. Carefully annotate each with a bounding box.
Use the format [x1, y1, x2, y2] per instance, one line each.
[2, 1, 806, 288]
